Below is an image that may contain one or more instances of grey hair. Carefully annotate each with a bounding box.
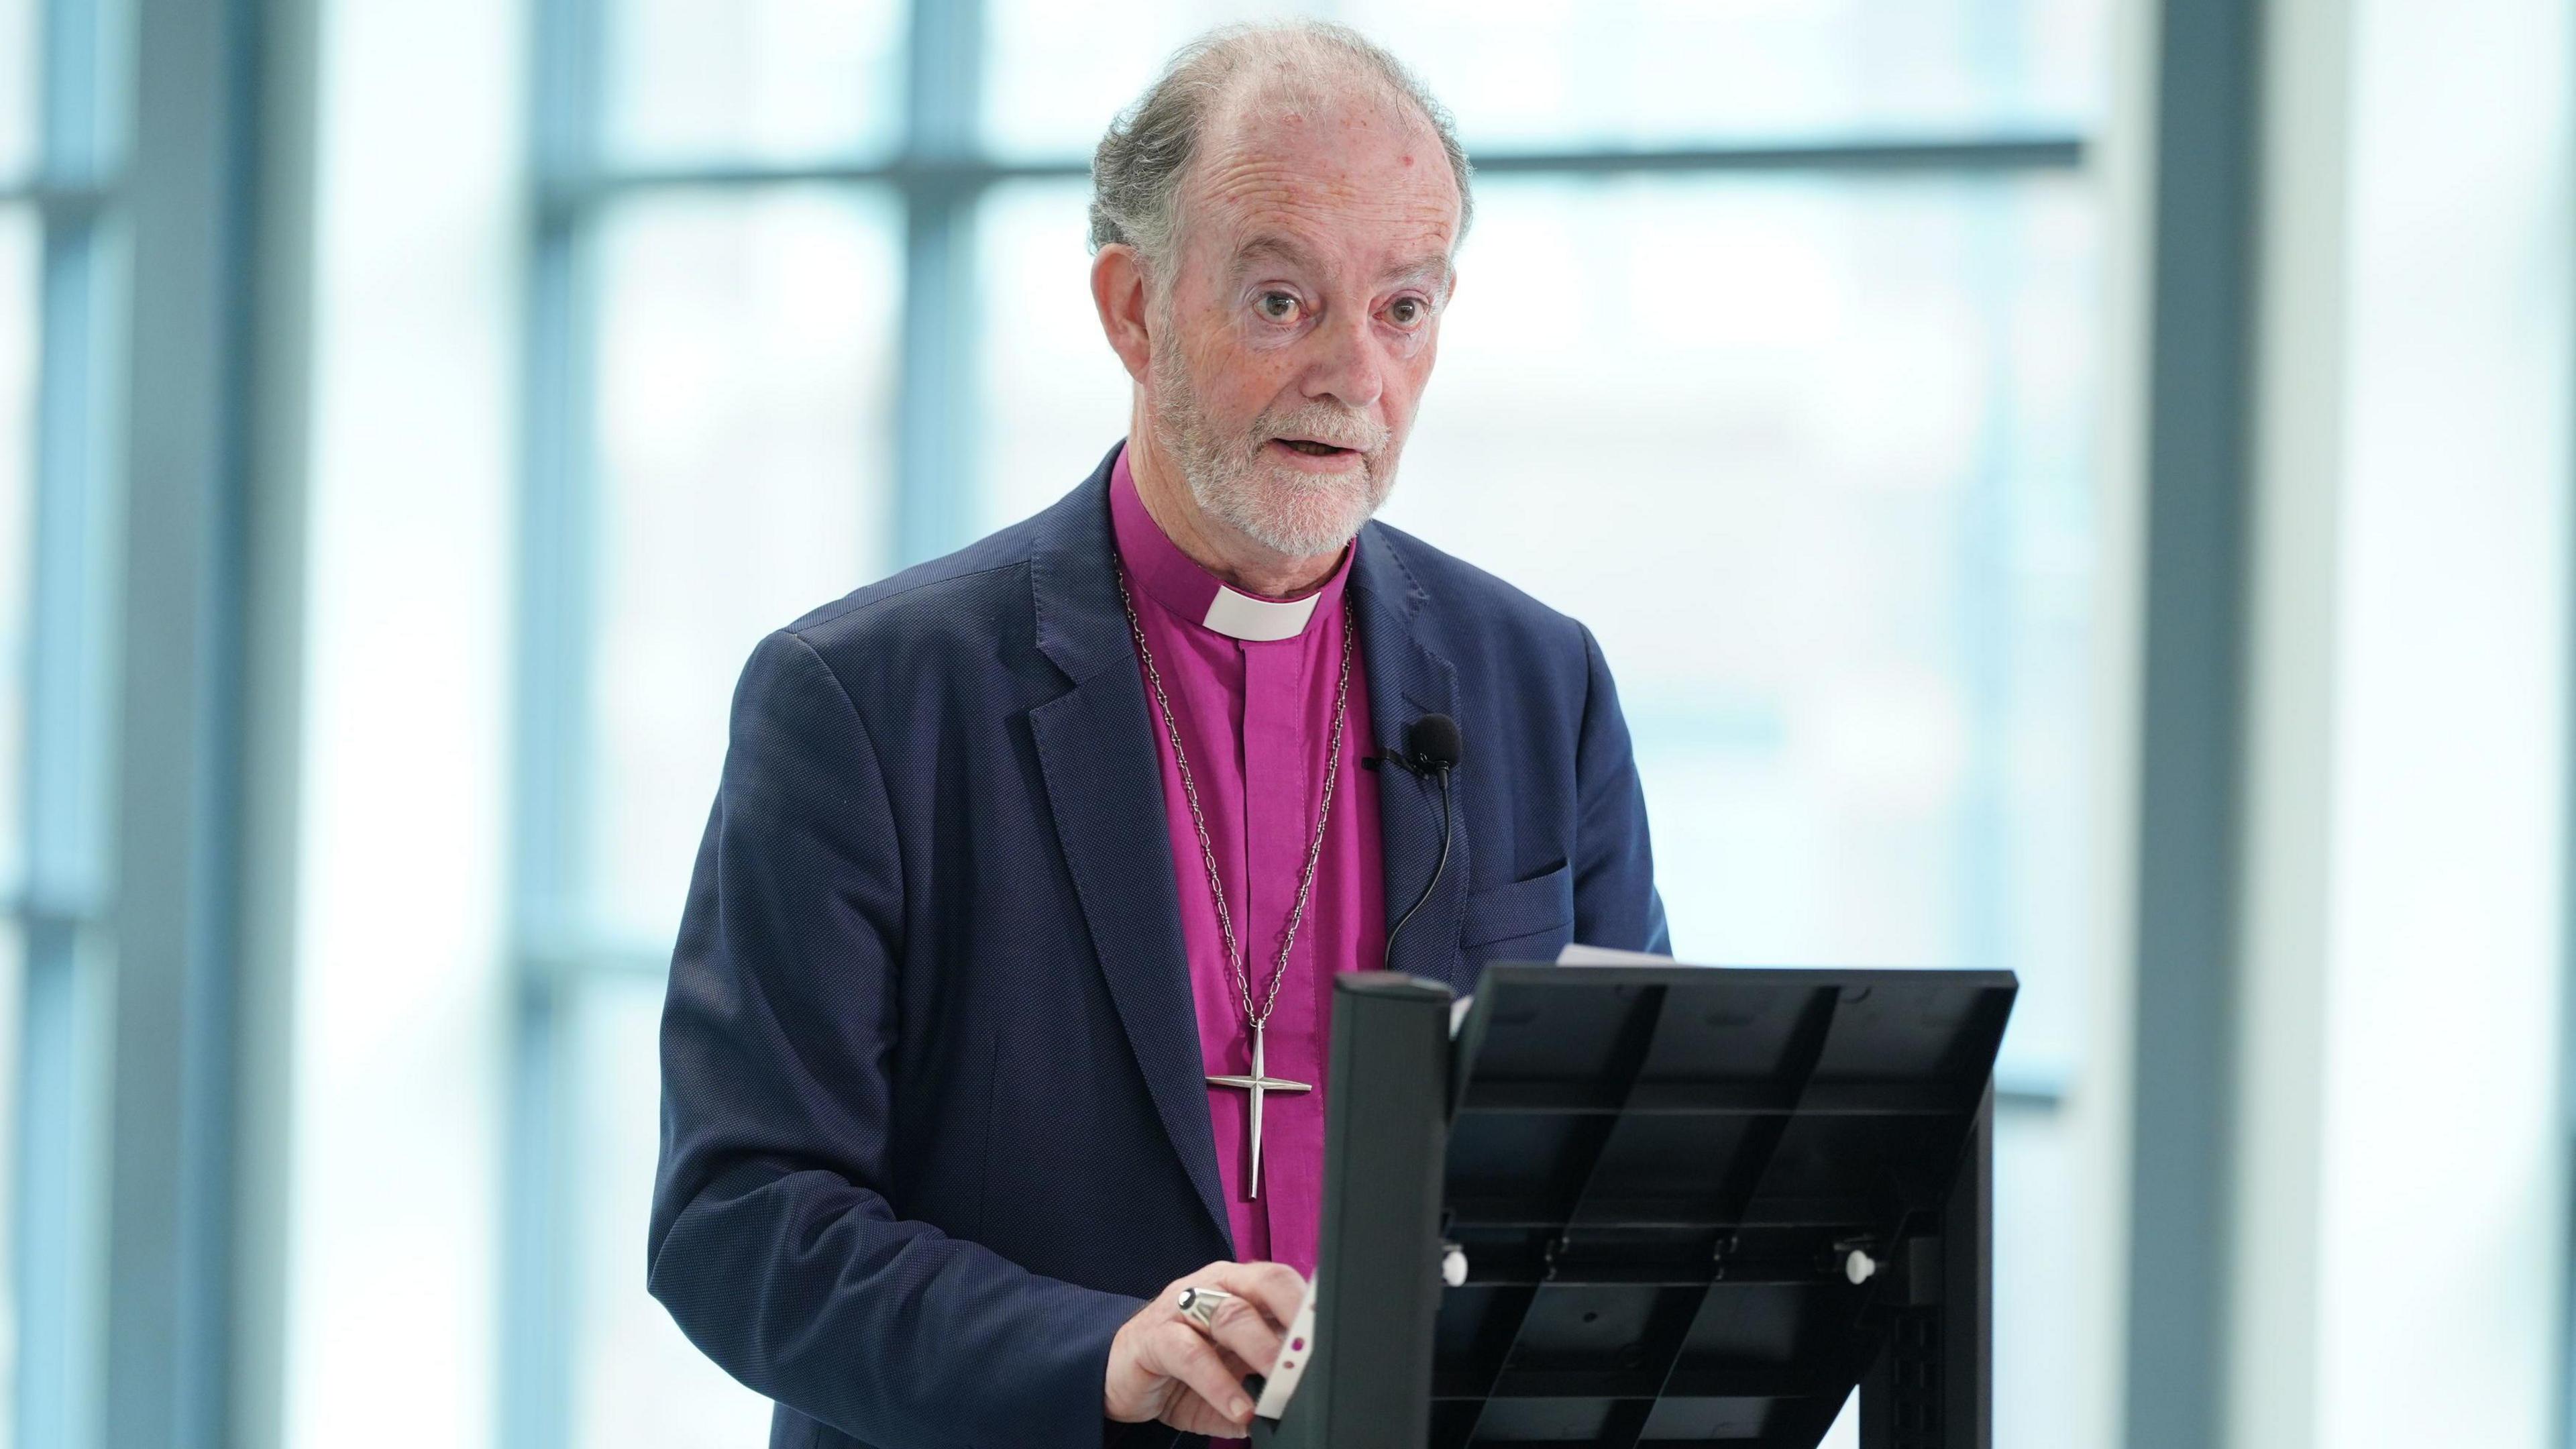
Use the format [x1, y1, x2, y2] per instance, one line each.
[1087, 21, 1474, 278]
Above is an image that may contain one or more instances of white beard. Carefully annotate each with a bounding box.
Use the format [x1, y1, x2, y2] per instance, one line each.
[1149, 345, 1398, 561]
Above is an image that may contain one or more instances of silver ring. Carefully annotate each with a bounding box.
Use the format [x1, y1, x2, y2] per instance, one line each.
[1174, 1285, 1233, 1331]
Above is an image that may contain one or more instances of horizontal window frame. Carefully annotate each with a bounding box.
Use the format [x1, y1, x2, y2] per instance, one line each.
[536, 133, 2089, 221]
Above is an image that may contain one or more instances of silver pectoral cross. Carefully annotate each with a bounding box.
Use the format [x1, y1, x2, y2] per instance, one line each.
[1206, 1022, 1311, 1199]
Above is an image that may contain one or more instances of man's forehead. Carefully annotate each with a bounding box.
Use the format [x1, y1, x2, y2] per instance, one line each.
[1185, 85, 1460, 268]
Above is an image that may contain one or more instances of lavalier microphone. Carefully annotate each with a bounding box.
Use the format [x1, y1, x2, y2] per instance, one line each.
[1406, 713, 1463, 774]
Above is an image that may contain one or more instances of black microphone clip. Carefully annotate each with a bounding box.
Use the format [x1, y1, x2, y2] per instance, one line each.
[1361, 714, 1462, 777]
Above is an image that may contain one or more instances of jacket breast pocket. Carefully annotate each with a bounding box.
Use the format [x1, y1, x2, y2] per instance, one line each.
[1460, 861, 1575, 958]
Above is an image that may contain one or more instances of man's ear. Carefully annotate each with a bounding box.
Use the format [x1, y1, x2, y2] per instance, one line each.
[1091, 244, 1155, 386]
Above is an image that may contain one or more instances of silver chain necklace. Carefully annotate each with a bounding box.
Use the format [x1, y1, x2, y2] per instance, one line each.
[1116, 562, 1352, 1197]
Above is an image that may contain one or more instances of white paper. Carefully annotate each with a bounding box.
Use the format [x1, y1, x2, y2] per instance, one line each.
[1554, 942, 1677, 966]
[1252, 1277, 1320, 1419]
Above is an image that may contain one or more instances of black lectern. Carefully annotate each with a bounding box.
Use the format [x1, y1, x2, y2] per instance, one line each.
[1254, 964, 2015, 1449]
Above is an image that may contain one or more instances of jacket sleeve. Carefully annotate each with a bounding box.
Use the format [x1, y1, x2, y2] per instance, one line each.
[648, 628, 1141, 1448]
[1570, 624, 1672, 955]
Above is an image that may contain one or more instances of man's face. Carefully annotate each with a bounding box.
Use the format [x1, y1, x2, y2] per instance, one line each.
[1145, 92, 1461, 564]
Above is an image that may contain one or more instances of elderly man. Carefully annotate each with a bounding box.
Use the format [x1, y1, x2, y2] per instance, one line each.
[649, 20, 1666, 1449]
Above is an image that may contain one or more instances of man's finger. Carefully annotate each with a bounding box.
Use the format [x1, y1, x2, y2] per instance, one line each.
[1185, 1291, 1283, 1380]
[1144, 1321, 1253, 1430]
[1198, 1260, 1307, 1332]
[1161, 1385, 1251, 1439]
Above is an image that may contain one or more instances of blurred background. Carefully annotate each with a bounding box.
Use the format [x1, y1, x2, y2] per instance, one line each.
[0, 0, 2566, 1446]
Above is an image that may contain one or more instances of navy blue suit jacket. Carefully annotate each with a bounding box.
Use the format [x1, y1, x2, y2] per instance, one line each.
[649, 446, 1668, 1448]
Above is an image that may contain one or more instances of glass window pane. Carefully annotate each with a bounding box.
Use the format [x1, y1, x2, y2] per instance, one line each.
[974, 180, 1130, 536]
[600, 0, 904, 168]
[982, 0, 1317, 161]
[1349, 0, 2110, 152]
[572, 973, 771, 1448]
[586, 188, 899, 947]
[982, 0, 2110, 159]
[1371, 174, 2098, 1083]
[0, 0, 32, 181]
[1994, 1106, 2080, 1448]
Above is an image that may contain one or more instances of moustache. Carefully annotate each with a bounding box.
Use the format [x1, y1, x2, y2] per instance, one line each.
[1254, 407, 1389, 455]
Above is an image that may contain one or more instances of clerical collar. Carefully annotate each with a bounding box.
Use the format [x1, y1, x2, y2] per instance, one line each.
[1108, 443, 1354, 643]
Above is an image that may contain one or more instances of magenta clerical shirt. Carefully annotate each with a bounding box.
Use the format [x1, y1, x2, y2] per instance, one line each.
[1109, 443, 1387, 1283]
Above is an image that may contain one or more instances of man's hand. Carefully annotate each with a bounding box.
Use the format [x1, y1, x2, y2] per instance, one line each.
[1104, 1260, 1307, 1438]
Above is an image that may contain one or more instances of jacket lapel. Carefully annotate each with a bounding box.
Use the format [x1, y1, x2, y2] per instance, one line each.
[1351, 526, 1475, 996]
[1026, 453, 1233, 1248]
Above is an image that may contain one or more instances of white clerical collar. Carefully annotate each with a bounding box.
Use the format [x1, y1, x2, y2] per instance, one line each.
[1201, 586, 1320, 642]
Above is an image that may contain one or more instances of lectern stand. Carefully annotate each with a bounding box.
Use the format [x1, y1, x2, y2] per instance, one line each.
[1253, 964, 2015, 1449]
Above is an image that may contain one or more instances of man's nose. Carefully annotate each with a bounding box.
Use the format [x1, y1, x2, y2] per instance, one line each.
[1303, 307, 1386, 413]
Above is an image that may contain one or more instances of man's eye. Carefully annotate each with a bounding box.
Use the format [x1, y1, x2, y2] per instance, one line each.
[1258, 292, 1298, 321]
[1388, 297, 1424, 326]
